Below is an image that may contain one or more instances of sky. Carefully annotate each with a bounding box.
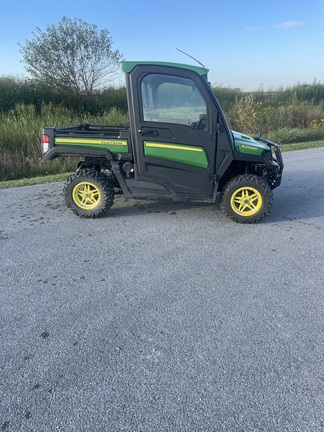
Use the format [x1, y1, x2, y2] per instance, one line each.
[0, 0, 323, 91]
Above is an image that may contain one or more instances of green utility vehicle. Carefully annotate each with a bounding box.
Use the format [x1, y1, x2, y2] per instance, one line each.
[43, 61, 284, 223]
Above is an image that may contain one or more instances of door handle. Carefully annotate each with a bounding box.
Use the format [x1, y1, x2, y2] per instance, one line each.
[138, 127, 158, 136]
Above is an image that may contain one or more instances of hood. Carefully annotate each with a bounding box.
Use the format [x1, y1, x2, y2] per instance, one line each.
[232, 130, 269, 155]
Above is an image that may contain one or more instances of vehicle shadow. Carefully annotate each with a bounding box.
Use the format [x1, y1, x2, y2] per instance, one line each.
[104, 168, 324, 224]
[108, 196, 216, 218]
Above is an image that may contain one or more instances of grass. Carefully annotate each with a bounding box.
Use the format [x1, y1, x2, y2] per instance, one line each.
[0, 104, 129, 181]
[0, 173, 71, 189]
[1, 140, 322, 190]
[280, 140, 324, 152]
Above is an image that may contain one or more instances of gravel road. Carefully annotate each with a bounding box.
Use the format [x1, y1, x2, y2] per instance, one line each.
[1, 148, 323, 431]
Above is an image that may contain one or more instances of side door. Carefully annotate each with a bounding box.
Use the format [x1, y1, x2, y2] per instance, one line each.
[130, 66, 219, 200]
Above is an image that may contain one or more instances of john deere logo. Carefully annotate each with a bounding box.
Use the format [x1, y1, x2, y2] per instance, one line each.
[242, 145, 258, 151]
[100, 140, 127, 146]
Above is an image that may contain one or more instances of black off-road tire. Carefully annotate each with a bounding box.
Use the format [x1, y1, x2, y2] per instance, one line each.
[220, 174, 273, 223]
[63, 170, 115, 218]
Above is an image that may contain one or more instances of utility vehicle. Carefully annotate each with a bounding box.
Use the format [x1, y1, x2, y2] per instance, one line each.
[43, 61, 283, 223]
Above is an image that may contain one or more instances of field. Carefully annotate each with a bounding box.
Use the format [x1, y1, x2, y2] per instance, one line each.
[1, 76, 324, 182]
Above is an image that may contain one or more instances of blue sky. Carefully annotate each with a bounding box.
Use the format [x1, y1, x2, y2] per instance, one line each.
[1, 0, 323, 90]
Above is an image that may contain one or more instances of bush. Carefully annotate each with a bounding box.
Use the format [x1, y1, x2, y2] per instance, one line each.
[227, 95, 262, 134]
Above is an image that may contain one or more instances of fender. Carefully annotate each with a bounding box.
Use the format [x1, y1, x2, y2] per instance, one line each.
[45, 146, 115, 161]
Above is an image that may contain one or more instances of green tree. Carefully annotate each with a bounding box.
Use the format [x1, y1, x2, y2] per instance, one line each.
[19, 17, 122, 99]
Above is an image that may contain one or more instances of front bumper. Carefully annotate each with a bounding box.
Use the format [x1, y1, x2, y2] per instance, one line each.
[255, 136, 284, 171]
[255, 136, 284, 189]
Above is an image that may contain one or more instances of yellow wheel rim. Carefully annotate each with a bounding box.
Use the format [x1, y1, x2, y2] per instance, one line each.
[230, 186, 262, 216]
[72, 182, 101, 210]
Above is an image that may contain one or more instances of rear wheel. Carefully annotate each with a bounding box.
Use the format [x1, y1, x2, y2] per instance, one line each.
[220, 174, 273, 223]
[63, 170, 114, 218]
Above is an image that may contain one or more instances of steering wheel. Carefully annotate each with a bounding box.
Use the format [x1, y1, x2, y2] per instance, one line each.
[192, 114, 207, 130]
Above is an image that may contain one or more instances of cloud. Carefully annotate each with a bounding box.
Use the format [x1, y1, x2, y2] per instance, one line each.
[274, 21, 304, 29]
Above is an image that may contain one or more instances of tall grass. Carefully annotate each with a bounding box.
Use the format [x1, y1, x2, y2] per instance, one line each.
[0, 104, 129, 181]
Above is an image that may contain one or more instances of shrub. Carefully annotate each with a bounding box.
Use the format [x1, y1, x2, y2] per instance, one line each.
[310, 118, 324, 128]
[228, 95, 262, 134]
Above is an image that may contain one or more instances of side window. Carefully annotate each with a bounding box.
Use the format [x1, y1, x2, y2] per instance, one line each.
[141, 74, 207, 129]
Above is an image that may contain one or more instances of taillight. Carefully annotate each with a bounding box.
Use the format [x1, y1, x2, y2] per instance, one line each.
[43, 134, 50, 153]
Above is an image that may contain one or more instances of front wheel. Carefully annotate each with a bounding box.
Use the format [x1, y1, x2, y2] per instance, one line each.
[220, 174, 273, 223]
[63, 170, 115, 218]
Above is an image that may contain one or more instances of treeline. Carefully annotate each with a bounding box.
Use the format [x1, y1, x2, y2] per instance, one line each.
[2, 75, 324, 140]
[214, 83, 324, 143]
[214, 82, 324, 111]
[0, 76, 128, 114]
[2, 75, 324, 115]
